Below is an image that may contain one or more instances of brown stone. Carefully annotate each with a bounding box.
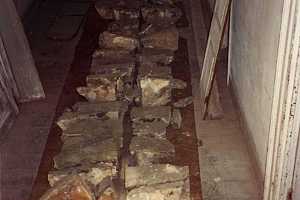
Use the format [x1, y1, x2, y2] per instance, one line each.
[39, 175, 95, 200]
[131, 106, 172, 125]
[141, 26, 178, 51]
[141, 5, 182, 25]
[171, 108, 182, 129]
[99, 31, 139, 51]
[129, 136, 175, 165]
[107, 20, 140, 37]
[92, 48, 131, 59]
[138, 48, 174, 65]
[132, 121, 168, 139]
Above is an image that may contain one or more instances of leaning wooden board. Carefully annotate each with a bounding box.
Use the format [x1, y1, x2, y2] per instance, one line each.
[0, 0, 45, 102]
[199, 0, 231, 119]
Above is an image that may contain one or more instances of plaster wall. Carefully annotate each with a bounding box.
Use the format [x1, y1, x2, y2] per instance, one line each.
[230, 0, 284, 176]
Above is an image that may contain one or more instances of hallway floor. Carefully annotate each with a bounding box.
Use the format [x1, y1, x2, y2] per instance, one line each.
[1, 0, 260, 200]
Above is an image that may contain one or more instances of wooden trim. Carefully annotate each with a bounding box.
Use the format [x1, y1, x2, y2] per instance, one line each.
[264, 0, 300, 199]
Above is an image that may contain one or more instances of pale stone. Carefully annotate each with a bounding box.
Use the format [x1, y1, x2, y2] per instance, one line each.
[131, 106, 172, 125]
[132, 121, 168, 139]
[141, 5, 182, 25]
[77, 83, 117, 102]
[92, 48, 131, 59]
[48, 163, 117, 188]
[173, 96, 193, 108]
[141, 26, 178, 51]
[54, 138, 119, 169]
[99, 31, 139, 51]
[125, 164, 189, 188]
[138, 64, 172, 106]
[57, 101, 128, 131]
[129, 136, 175, 165]
[39, 175, 95, 200]
[138, 48, 174, 65]
[171, 109, 182, 129]
[126, 181, 185, 200]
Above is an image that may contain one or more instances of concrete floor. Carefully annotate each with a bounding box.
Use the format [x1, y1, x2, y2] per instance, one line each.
[0, 0, 260, 199]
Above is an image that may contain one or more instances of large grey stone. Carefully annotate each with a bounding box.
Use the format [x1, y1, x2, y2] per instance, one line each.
[132, 121, 168, 139]
[138, 64, 172, 106]
[138, 48, 174, 65]
[141, 26, 178, 51]
[57, 101, 128, 131]
[40, 175, 95, 200]
[48, 163, 117, 188]
[54, 138, 119, 169]
[129, 136, 175, 165]
[126, 181, 188, 200]
[131, 106, 172, 125]
[141, 5, 182, 25]
[125, 164, 189, 188]
[99, 31, 139, 51]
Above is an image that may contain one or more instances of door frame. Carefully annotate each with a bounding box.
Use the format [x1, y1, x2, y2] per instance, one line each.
[264, 0, 300, 199]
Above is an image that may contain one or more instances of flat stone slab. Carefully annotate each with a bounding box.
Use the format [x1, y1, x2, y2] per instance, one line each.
[40, 175, 94, 200]
[132, 121, 168, 139]
[131, 106, 172, 125]
[57, 101, 127, 131]
[99, 31, 139, 51]
[54, 138, 119, 169]
[127, 181, 189, 200]
[141, 5, 182, 25]
[125, 164, 189, 188]
[141, 26, 178, 51]
[129, 136, 175, 165]
[138, 48, 174, 65]
[48, 163, 117, 188]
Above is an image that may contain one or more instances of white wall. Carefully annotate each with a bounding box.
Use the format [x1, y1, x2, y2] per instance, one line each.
[230, 0, 284, 176]
[13, 0, 35, 17]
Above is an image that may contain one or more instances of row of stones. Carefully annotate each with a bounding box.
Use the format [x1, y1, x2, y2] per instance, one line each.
[39, 0, 191, 199]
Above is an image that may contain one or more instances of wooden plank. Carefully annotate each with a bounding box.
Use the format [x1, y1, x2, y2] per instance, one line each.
[0, 0, 45, 102]
[198, 0, 231, 119]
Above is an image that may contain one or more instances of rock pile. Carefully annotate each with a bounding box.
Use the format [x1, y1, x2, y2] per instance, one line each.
[39, 0, 190, 199]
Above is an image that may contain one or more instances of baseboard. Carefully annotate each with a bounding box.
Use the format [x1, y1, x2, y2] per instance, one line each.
[229, 78, 264, 196]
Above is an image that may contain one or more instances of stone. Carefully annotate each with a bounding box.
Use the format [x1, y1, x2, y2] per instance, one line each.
[132, 121, 168, 139]
[99, 31, 139, 51]
[39, 175, 95, 200]
[171, 109, 182, 129]
[173, 96, 193, 108]
[141, 5, 182, 25]
[125, 164, 189, 188]
[107, 19, 140, 37]
[92, 48, 131, 59]
[138, 48, 174, 65]
[48, 163, 117, 188]
[97, 186, 116, 200]
[95, 0, 140, 20]
[91, 60, 135, 83]
[126, 181, 186, 200]
[138, 64, 172, 106]
[129, 136, 175, 165]
[170, 78, 187, 89]
[57, 101, 128, 131]
[131, 106, 172, 125]
[141, 26, 179, 51]
[54, 138, 119, 169]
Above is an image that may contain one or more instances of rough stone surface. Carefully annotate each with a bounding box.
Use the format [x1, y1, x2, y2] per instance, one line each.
[48, 163, 117, 188]
[125, 164, 189, 188]
[141, 5, 182, 25]
[141, 26, 178, 51]
[108, 19, 140, 37]
[170, 78, 187, 89]
[91, 60, 135, 83]
[92, 48, 132, 60]
[39, 175, 95, 200]
[171, 109, 182, 129]
[138, 48, 174, 65]
[132, 121, 168, 139]
[138, 64, 172, 106]
[126, 181, 187, 200]
[54, 138, 119, 169]
[99, 31, 139, 51]
[131, 106, 172, 125]
[173, 96, 193, 108]
[129, 136, 175, 165]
